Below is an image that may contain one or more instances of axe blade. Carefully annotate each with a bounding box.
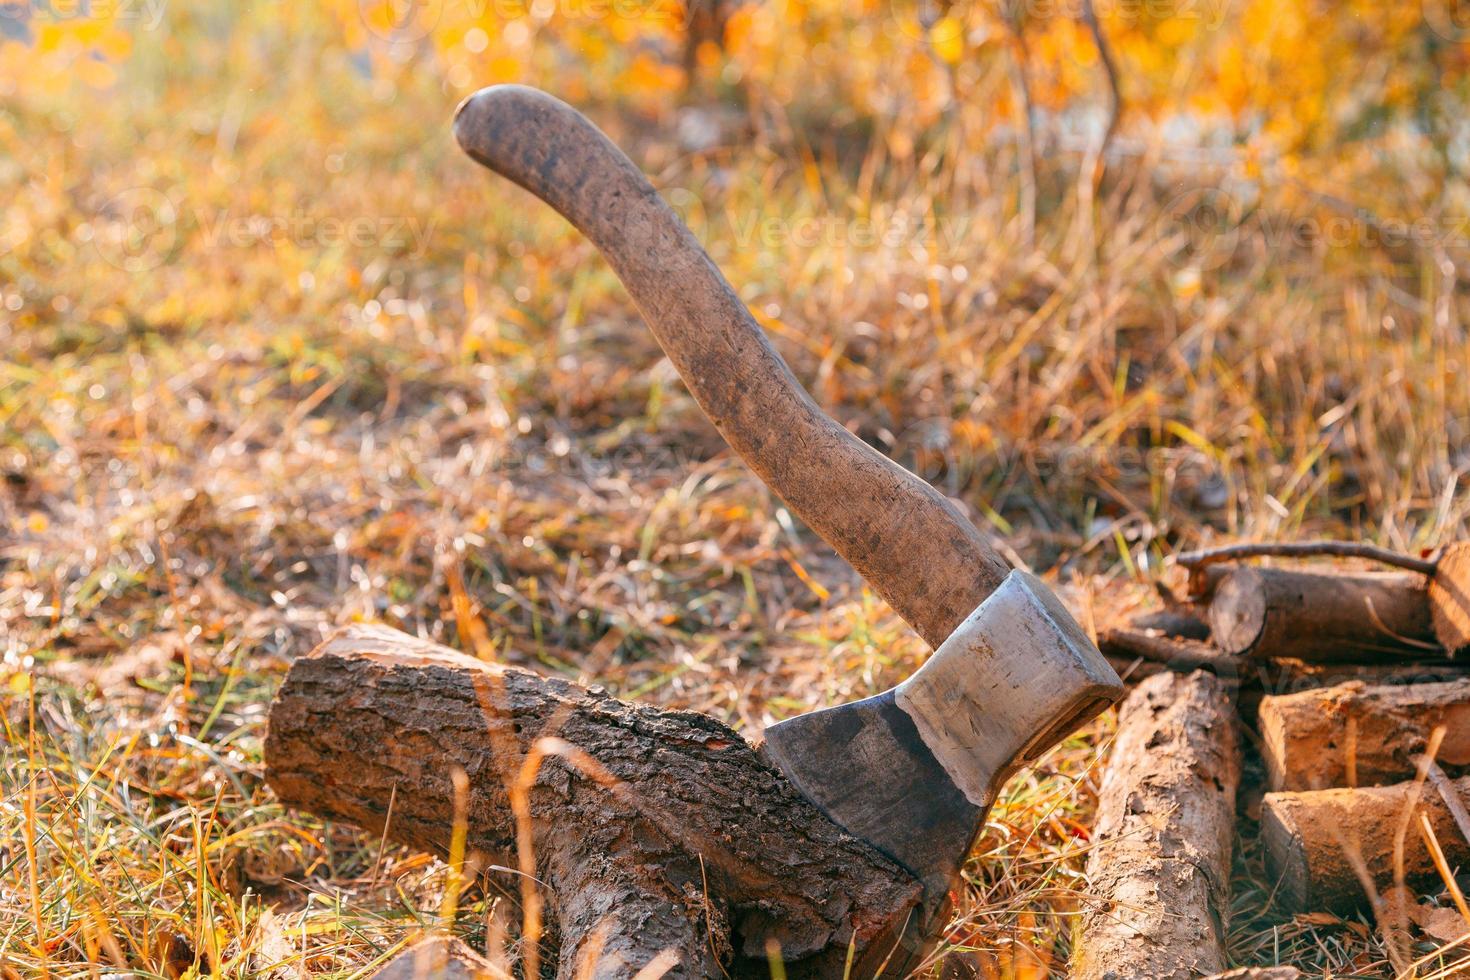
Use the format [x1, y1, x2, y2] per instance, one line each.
[760, 571, 1119, 905]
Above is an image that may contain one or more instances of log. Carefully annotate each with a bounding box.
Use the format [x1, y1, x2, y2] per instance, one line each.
[371, 937, 497, 980]
[1075, 671, 1241, 980]
[1258, 679, 1470, 791]
[1259, 775, 1470, 912]
[1209, 567, 1438, 661]
[1431, 543, 1470, 655]
[265, 626, 924, 979]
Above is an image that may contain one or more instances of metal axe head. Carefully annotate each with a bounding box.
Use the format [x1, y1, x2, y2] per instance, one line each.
[760, 570, 1118, 910]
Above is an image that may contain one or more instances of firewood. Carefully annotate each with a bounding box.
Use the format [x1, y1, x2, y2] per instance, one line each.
[1209, 567, 1438, 661]
[1258, 679, 1470, 791]
[1259, 775, 1470, 912]
[371, 937, 496, 980]
[1075, 671, 1240, 980]
[1430, 543, 1470, 655]
[265, 626, 924, 978]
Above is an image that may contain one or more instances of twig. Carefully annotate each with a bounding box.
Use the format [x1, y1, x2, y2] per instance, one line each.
[1097, 626, 1243, 673]
[1422, 757, 1470, 847]
[1079, 0, 1121, 186]
[1177, 541, 1437, 577]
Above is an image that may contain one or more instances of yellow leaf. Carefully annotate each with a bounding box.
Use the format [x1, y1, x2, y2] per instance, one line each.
[930, 17, 964, 65]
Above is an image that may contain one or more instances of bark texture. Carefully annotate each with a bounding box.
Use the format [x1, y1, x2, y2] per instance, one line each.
[266, 626, 924, 979]
[371, 937, 496, 980]
[1431, 543, 1470, 655]
[1260, 775, 1470, 912]
[1258, 679, 1470, 791]
[1075, 671, 1240, 980]
[1210, 567, 1436, 661]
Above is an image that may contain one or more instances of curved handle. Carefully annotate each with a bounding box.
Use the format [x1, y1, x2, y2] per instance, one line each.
[453, 85, 1009, 648]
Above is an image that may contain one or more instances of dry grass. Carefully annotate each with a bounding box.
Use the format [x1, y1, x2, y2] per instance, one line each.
[3, 5, 1469, 977]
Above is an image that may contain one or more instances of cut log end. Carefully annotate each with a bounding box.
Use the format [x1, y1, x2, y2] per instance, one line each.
[1431, 543, 1470, 655]
[1210, 567, 1269, 656]
[1260, 775, 1470, 912]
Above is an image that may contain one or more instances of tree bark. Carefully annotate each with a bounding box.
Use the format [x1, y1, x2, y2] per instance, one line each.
[265, 626, 924, 979]
[1075, 671, 1240, 980]
[1431, 543, 1470, 655]
[1258, 679, 1470, 791]
[371, 937, 498, 980]
[1260, 775, 1470, 912]
[1209, 567, 1437, 661]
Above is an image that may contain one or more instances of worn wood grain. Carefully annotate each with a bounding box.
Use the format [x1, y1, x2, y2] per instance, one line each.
[452, 85, 1010, 651]
[1075, 671, 1240, 980]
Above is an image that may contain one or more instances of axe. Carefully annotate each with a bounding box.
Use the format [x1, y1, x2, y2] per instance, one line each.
[453, 86, 1122, 917]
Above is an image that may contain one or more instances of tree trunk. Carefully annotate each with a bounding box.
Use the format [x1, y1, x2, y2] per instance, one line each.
[1258, 679, 1470, 791]
[1209, 567, 1437, 661]
[1260, 775, 1470, 912]
[1075, 671, 1240, 980]
[265, 626, 924, 979]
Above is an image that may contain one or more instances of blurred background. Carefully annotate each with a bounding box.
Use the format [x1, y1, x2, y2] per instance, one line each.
[2, 1, 1469, 976]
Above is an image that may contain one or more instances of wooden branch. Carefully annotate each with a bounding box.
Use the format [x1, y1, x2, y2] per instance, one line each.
[1258, 679, 1470, 791]
[1430, 542, 1470, 654]
[1131, 607, 1211, 641]
[1260, 775, 1470, 912]
[1178, 542, 1437, 576]
[1076, 671, 1240, 980]
[1210, 567, 1438, 661]
[1097, 626, 1241, 672]
[265, 626, 924, 978]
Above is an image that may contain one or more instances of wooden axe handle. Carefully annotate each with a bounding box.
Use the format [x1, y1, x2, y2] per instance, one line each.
[454, 86, 1009, 648]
